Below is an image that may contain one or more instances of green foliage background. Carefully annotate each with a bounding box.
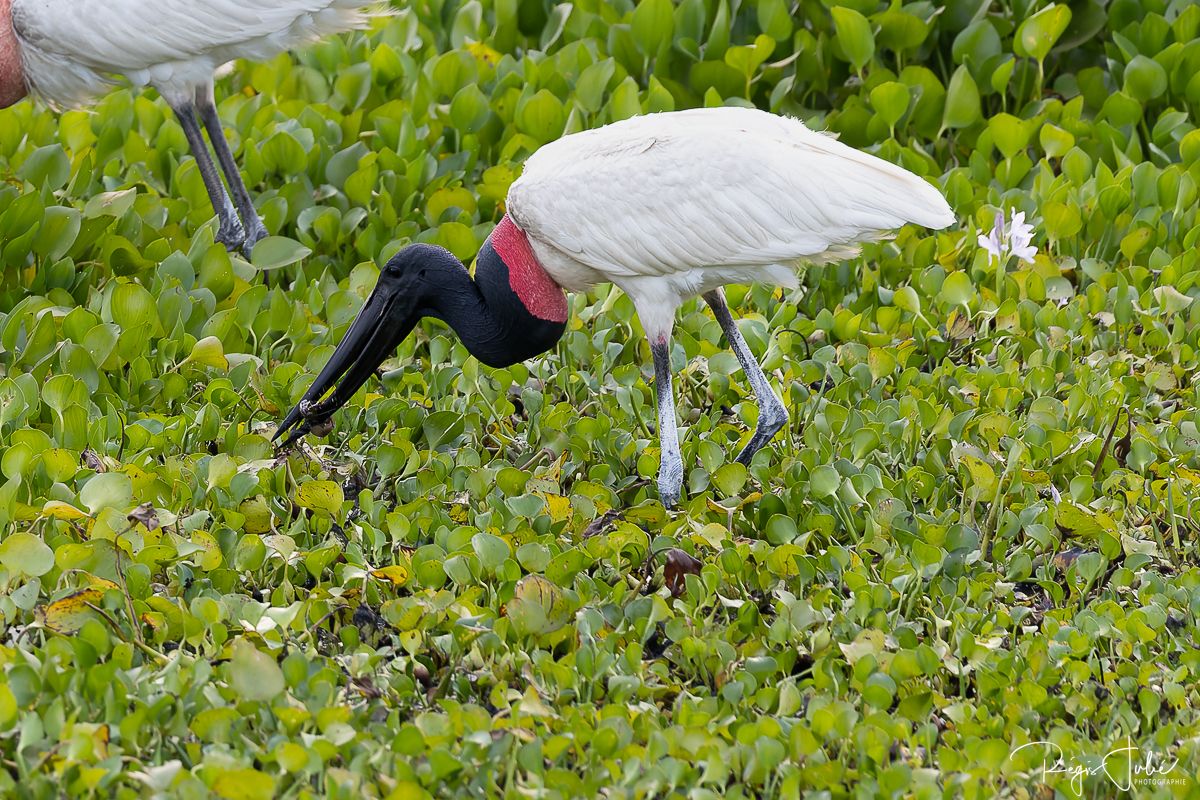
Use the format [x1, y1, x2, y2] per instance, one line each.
[2, 0, 1200, 796]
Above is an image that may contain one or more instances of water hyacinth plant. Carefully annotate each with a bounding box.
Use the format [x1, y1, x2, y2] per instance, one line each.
[0, 0, 1198, 797]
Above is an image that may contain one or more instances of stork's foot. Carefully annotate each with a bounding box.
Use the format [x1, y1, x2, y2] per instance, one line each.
[240, 215, 269, 260]
[657, 458, 684, 509]
[216, 219, 248, 253]
[734, 400, 789, 465]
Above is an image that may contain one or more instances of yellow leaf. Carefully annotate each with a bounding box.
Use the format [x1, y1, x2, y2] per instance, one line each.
[239, 496, 274, 534]
[36, 587, 107, 634]
[961, 455, 997, 494]
[370, 564, 410, 586]
[42, 500, 90, 520]
[83, 575, 120, 591]
[515, 686, 556, 719]
[184, 336, 228, 370]
[466, 41, 501, 67]
[192, 529, 224, 571]
[540, 493, 572, 523]
[294, 480, 344, 517]
[213, 767, 276, 800]
[1055, 502, 1115, 538]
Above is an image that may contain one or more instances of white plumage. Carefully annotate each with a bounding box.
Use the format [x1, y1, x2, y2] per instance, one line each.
[3, 0, 377, 252]
[507, 107, 954, 504]
[11, 0, 373, 107]
[269, 107, 954, 506]
[508, 107, 954, 339]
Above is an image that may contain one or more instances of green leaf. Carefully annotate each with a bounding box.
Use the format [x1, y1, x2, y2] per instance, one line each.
[0, 533, 55, 577]
[184, 336, 229, 370]
[17, 145, 70, 191]
[712, 462, 748, 497]
[576, 59, 617, 112]
[830, 7, 875, 72]
[472, 532, 511, 571]
[110, 282, 157, 332]
[809, 465, 841, 499]
[251, 237, 312, 271]
[229, 639, 285, 702]
[988, 113, 1035, 160]
[1123, 55, 1167, 102]
[507, 574, 572, 636]
[631, 0, 674, 56]
[80, 473, 133, 514]
[1014, 4, 1072, 62]
[450, 84, 491, 133]
[942, 66, 981, 130]
[516, 90, 566, 143]
[939, 272, 976, 306]
[33, 207, 81, 261]
[869, 81, 910, 129]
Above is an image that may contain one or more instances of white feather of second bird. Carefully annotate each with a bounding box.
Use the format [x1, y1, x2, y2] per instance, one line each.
[11, 0, 374, 106]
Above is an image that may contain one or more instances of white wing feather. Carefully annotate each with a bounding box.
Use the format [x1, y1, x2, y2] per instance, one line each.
[507, 107, 954, 282]
[12, 0, 375, 106]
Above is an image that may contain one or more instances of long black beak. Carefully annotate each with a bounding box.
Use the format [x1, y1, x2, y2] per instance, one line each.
[273, 277, 415, 448]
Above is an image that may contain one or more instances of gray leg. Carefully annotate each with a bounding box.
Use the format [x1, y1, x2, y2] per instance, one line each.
[703, 289, 789, 464]
[167, 99, 245, 250]
[195, 86, 268, 256]
[651, 339, 684, 507]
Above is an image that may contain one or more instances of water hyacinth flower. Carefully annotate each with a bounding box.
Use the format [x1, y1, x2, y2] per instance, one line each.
[978, 210, 1005, 262]
[978, 209, 1037, 265]
[1006, 211, 1037, 264]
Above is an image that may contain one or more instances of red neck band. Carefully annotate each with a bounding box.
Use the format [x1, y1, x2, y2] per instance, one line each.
[489, 215, 567, 324]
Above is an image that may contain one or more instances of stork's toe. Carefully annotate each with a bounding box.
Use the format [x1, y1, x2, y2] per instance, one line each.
[215, 219, 247, 252]
[240, 216, 269, 259]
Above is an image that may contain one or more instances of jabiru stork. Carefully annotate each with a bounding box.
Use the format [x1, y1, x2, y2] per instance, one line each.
[0, 0, 378, 254]
[274, 107, 955, 506]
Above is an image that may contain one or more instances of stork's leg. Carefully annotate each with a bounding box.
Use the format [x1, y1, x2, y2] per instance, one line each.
[167, 99, 245, 250]
[651, 337, 685, 507]
[703, 289, 789, 464]
[195, 85, 268, 257]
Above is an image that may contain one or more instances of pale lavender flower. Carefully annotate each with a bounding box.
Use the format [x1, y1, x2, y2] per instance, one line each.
[978, 210, 1005, 262]
[1006, 211, 1037, 263]
[978, 209, 1037, 264]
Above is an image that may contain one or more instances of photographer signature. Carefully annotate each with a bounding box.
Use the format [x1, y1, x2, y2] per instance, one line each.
[1010, 738, 1182, 796]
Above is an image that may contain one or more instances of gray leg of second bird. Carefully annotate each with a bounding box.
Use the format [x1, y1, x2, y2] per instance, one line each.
[703, 289, 789, 464]
[195, 84, 268, 257]
[650, 338, 684, 507]
[167, 99, 245, 250]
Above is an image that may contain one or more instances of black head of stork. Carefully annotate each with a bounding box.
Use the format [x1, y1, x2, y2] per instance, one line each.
[273, 219, 568, 447]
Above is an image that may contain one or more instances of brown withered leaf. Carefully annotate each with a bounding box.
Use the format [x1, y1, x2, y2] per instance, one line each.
[127, 502, 160, 531]
[1051, 547, 1089, 572]
[662, 549, 702, 597]
[582, 509, 622, 538]
[81, 448, 106, 472]
[351, 675, 383, 700]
